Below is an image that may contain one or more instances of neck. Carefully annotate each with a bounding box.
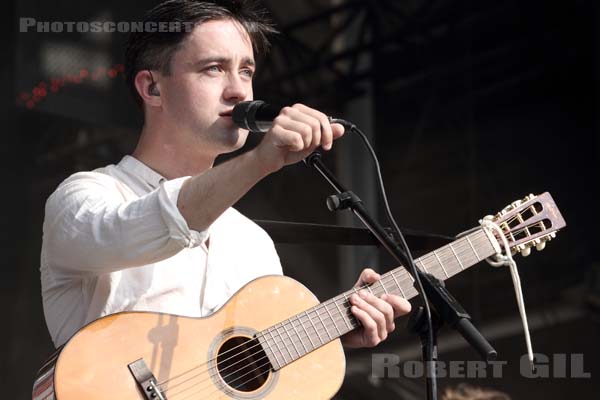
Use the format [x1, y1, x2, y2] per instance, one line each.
[256, 229, 498, 370]
[133, 120, 216, 179]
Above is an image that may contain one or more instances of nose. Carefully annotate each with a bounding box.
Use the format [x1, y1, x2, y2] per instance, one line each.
[223, 73, 248, 102]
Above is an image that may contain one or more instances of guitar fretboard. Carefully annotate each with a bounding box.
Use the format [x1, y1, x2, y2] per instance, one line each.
[257, 228, 496, 370]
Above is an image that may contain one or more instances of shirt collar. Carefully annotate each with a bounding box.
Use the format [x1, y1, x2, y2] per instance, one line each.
[118, 155, 166, 190]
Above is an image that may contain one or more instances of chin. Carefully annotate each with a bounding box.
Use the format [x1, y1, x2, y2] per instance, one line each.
[216, 128, 249, 153]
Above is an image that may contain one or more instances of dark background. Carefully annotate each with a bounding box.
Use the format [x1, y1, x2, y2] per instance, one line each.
[2, 0, 598, 398]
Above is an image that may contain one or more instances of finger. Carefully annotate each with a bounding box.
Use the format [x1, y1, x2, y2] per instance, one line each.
[350, 305, 381, 347]
[269, 124, 306, 152]
[351, 291, 388, 341]
[321, 122, 333, 151]
[331, 123, 345, 140]
[355, 268, 380, 287]
[274, 115, 315, 149]
[381, 294, 412, 318]
[283, 106, 322, 149]
[359, 290, 395, 333]
[293, 103, 334, 150]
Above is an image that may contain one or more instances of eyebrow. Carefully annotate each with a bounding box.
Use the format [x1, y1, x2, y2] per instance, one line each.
[191, 56, 256, 68]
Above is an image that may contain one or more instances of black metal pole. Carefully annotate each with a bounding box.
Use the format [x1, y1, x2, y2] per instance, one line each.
[305, 152, 411, 266]
[305, 150, 497, 400]
[306, 151, 437, 400]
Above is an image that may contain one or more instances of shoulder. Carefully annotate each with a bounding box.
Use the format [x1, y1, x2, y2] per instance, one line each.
[44, 164, 131, 216]
[50, 161, 136, 198]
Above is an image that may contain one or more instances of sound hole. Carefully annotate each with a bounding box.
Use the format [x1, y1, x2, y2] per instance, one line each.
[216, 336, 272, 392]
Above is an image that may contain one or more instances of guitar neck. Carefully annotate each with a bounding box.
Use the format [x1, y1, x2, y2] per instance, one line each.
[258, 228, 497, 370]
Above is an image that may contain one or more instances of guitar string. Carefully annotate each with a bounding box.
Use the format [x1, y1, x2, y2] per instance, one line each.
[193, 216, 549, 399]
[160, 235, 490, 395]
[170, 315, 360, 399]
[161, 230, 521, 396]
[160, 234, 486, 390]
[164, 216, 548, 396]
[177, 350, 348, 400]
[161, 225, 544, 396]
[160, 231, 493, 389]
[162, 298, 356, 395]
[159, 234, 494, 396]
[160, 218, 540, 390]
[172, 222, 546, 400]
[165, 304, 361, 398]
[194, 358, 280, 400]
[166, 222, 549, 400]
[163, 219, 543, 398]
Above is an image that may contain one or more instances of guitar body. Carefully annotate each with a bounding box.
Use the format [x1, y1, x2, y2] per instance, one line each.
[49, 275, 346, 400]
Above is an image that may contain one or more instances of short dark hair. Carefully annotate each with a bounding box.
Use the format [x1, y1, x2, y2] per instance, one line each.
[125, 0, 277, 108]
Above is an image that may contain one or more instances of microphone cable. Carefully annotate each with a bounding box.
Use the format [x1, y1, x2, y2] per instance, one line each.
[330, 117, 437, 398]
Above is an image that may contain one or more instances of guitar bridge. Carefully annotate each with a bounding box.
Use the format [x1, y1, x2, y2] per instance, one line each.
[128, 359, 167, 400]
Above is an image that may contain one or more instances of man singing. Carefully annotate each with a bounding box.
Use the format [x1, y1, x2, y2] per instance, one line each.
[41, 0, 410, 363]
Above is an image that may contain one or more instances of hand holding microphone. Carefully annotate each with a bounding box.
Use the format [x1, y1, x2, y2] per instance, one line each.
[234, 101, 345, 173]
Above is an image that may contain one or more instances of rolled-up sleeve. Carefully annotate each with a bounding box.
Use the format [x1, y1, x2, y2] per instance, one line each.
[43, 172, 207, 276]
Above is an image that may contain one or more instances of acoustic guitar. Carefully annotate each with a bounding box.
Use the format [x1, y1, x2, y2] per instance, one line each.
[32, 192, 565, 400]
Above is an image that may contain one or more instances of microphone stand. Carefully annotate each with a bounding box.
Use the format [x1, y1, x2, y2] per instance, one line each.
[304, 151, 497, 400]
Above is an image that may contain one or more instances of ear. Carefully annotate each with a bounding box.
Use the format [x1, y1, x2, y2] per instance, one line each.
[134, 70, 162, 108]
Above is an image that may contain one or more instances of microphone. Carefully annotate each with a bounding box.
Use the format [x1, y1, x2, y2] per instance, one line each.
[232, 100, 352, 133]
[232, 100, 281, 133]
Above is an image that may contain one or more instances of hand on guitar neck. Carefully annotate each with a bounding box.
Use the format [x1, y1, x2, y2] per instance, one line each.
[341, 268, 412, 348]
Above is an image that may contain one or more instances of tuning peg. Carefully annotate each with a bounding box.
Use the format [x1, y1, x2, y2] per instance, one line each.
[550, 232, 556, 239]
[536, 241, 546, 251]
[511, 200, 523, 209]
[521, 246, 531, 257]
[500, 205, 513, 215]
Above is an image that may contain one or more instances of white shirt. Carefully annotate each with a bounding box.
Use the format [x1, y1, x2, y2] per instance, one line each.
[41, 155, 282, 347]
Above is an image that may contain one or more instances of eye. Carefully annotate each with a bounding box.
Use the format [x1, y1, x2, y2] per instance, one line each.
[204, 65, 222, 74]
[240, 68, 254, 78]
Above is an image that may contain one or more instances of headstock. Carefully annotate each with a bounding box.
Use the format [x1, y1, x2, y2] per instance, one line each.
[493, 192, 566, 256]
